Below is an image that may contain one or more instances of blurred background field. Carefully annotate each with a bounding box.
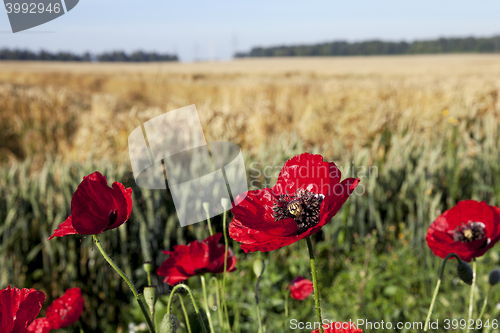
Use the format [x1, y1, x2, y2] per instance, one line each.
[1, 54, 500, 332]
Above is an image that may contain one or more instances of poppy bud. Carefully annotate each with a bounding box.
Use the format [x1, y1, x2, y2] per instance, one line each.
[221, 198, 230, 210]
[456, 260, 473, 285]
[202, 202, 210, 213]
[160, 314, 177, 333]
[143, 286, 157, 309]
[143, 262, 153, 274]
[253, 259, 265, 278]
[489, 269, 500, 286]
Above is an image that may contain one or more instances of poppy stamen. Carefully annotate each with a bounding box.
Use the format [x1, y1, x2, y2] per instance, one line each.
[272, 189, 325, 235]
[453, 221, 486, 243]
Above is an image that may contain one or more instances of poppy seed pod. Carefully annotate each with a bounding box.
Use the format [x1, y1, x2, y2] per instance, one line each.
[143, 286, 157, 309]
[489, 269, 500, 286]
[143, 262, 153, 274]
[457, 260, 474, 285]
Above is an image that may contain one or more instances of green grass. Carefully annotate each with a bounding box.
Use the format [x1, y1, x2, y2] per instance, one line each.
[2, 111, 500, 332]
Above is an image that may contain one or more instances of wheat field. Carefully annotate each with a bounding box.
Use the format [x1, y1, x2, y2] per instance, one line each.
[1, 54, 500, 166]
[1, 55, 500, 332]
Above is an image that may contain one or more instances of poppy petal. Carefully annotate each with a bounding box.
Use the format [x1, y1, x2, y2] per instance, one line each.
[27, 318, 51, 333]
[46, 288, 84, 329]
[47, 216, 78, 241]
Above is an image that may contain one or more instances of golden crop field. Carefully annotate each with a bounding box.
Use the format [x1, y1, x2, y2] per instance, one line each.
[1, 54, 499, 167]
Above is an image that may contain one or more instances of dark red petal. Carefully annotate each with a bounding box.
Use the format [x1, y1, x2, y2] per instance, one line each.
[289, 278, 314, 300]
[157, 242, 209, 286]
[322, 178, 360, 226]
[10, 288, 46, 333]
[46, 288, 84, 329]
[229, 188, 298, 251]
[104, 183, 130, 231]
[157, 234, 237, 285]
[274, 153, 341, 198]
[47, 216, 77, 240]
[204, 234, 237, 273]
[83, 171, 108, 184]
[0, 286, 15, 330]
[114, 182, 133, 220]
[27, 318, 51, 333]
[71, 174, 126, 235]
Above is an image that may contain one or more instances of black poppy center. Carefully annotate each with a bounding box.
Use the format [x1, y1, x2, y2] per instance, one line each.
[272, 189, 325, 235]
[108, 209, 118, 227]
[453, 221, 486, 243]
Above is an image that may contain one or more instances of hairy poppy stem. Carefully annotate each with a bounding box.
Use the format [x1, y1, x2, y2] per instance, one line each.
[201, 276, 215, 333]
[254, 259, 265, 333]
[210, 276, 224, 333]
[203, 202, 214, 236]
[92, 235, 156, 333]
[467, 259, 477, 333]
[424, 253, 462, 332]
[166, 284, 208, 333]
[285, 291, 289, 318]
[221, 201, 231, 331]
[306, 237, 323, 333]
[179, 295, 193, 333]
[477, 284, 490, 326]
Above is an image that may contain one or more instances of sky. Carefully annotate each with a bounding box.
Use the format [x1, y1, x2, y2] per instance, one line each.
[1, 0, 499, 62]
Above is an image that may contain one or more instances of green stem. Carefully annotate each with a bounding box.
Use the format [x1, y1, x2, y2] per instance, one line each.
[179, 295, 193, 333]
[201, 276, 215, 333]
[477, 285, 491, 323]
[204, 203, 214, 236]
[78, 321, 84, 333]
[210, 277, 224, 333]
[424, 253, 461, 332]
[222, 207, 230, 331]
[93, 235, 155, 333]
[256, 302, 263, 333]
[285, 292, 289, 318]
[467, 259, 477, 333]
[306, 237, 323, 333]
[166, 284, 208, 333]
[254, 263, 264, 333]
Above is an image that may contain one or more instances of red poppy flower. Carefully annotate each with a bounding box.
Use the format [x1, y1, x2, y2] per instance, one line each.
[157, 233, 237, 286]
[28, 288, 84, 333]
[287, 276, 313, 300]
[229, 153, 359, 253]
[426, 200, 500, 262]
[48, 172, 132, 240]
[46, 288, 84, 329]
[312, 322, 363, 333]
[0, 285, 45, 333]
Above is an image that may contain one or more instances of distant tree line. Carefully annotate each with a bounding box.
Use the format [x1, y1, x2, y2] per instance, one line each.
[0, 49, 178, 61]
[235, 36, 500, 57]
